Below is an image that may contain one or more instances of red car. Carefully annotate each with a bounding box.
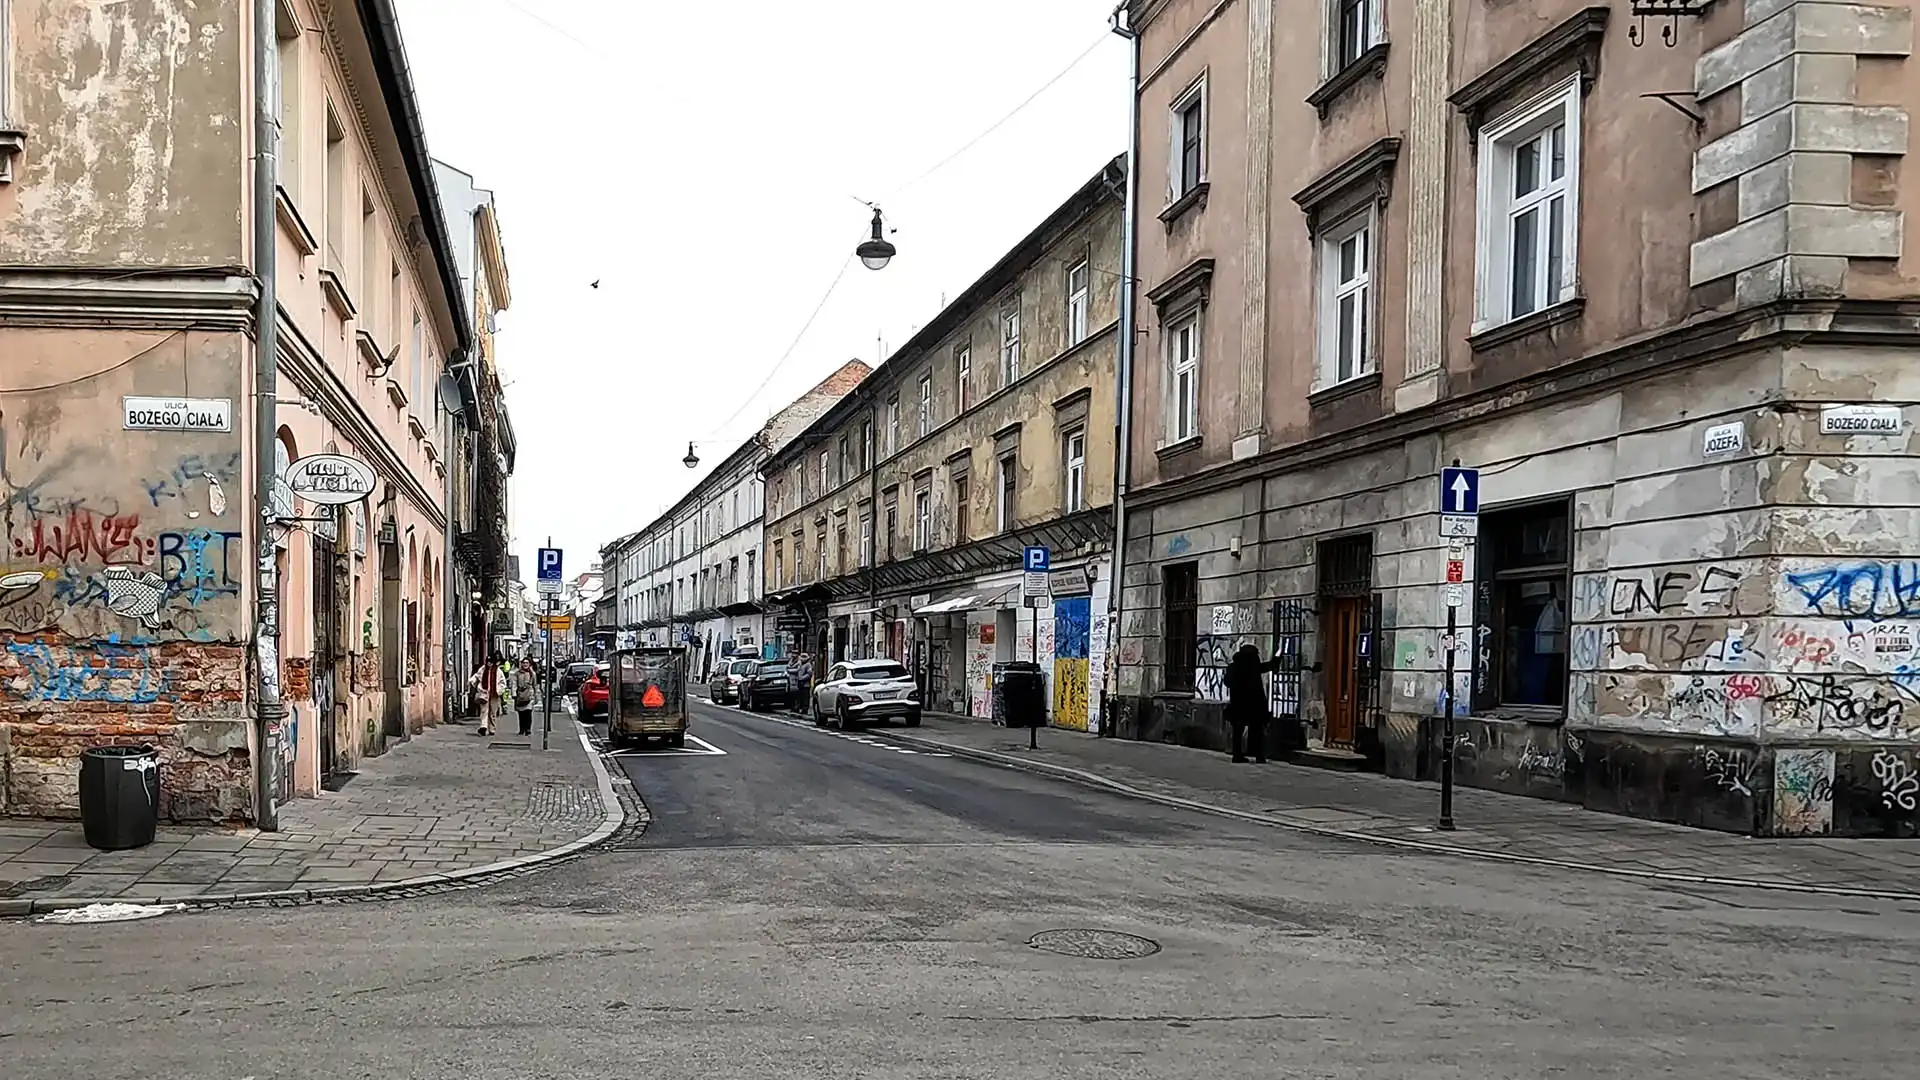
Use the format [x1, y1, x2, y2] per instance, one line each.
[579, 665, 610, 718]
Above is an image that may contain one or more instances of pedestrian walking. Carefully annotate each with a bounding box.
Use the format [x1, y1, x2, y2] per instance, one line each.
[1225, 643, 1281, 764]
[514, 659, 537, 736]
[471, 670, 492, 736]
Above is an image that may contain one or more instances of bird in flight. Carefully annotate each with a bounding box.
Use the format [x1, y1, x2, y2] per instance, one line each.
[589, 280, 600, 289]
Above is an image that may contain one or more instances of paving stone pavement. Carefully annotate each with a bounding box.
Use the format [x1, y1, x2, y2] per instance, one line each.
[0, 715, 613, 904]
[882, 713, 1920, 898]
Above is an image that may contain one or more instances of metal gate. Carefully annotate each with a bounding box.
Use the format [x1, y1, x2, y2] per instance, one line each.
[1359, 592, 1383, 730]
[314, 530, 341, 782]
[1269, 598, 1306, 722]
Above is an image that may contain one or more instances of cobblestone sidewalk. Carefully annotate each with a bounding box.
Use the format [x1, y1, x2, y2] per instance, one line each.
[0, 716, 617, 909]
[886, 714, 1920, 900]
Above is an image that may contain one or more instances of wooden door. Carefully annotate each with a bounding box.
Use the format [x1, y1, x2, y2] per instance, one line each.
[1323, 597, 1362, 749]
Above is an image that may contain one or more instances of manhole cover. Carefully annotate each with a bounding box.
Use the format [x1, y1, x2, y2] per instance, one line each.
[1027, 928, 1161, 960]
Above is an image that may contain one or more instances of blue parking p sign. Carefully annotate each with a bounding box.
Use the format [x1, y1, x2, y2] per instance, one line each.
[1023, 546, 1050, 572]
[537, 547, 564, 582]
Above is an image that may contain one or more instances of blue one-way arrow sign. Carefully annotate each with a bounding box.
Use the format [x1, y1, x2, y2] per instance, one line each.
[1441, 467, 1480, 516]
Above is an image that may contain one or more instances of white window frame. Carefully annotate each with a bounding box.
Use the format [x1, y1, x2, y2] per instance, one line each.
[818, 449, 830, 493]
[956, 343, 972, 413]
[1473, 74, 1582, 333]
[1066, 259, 1091, 346]
[1064, 429, 1087, 513]
[917, 373, 932, 438]
[1000, 306, 1021, 385]
[913, 489, 931, 551]
[859, 514, 873, 566]
[1168, 75, 1207, 203]
[1317, 209, 1376, 388]
[886, 397, 899, 456]
[1166, 312, 1200, 444]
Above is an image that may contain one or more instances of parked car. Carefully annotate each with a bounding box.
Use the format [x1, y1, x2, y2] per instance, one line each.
[738, 659, 793, 712]
[710, 658, 756, 705]
[579, 664, 610, 718]
[560, 661, 596, 696]
[811, 659, 921, 729]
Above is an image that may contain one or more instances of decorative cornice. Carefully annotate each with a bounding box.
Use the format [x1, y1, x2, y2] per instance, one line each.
[1292, 137, 1402, 235]
[1125, 298, 1869, 513]
[1449, 6, 1610, 136]
[1306, 42, 1390, 120]
[276, 306, 446, 531]
[0, 268, 255, 330]
[1146, 257, 1216, 314]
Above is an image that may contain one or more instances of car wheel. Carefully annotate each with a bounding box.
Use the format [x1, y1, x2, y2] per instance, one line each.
[741, 689, 752, 711]
[905, 710, 922, 727]
[670, 732, 685, 748]
[835, 698, 854, 731]
[810, 697, 826, 726]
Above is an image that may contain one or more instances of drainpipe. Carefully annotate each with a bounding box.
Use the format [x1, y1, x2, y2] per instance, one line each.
[250, 0, 283, 829]
[1104, 2, 1141, 738]
[443, 378, 461, 722]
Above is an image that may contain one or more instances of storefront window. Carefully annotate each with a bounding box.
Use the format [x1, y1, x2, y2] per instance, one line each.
[1481, 500, 1570, 710]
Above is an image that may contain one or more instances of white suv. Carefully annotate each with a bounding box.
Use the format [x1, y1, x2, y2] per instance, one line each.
[811, 659, 921, 730]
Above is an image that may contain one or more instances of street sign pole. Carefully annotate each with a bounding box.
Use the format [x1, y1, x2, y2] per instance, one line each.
[1436, 459, 1478, 831]
[541, 536, 553, 753]
[1440, 601, 1457, 831]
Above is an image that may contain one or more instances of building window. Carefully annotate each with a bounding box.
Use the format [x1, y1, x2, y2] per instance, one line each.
[819, 449, 830, 493]
[917, 373, 932, 437]
[836, 523, 848, 576]
[746, 551, 757, 597]
[1063, 429, 1086, 513]
[1000, 304, 1021, 385]
[1167, 312, 1200, 442]
[1333, 0, 1380, 72]
[913, 489, 931, 552]
[859, 513, 873, 566]
[955, 343, 972, 413]
[997, 452, 1017, 532]
[884, 497, 898, 560]
[838, 435, 850, 481]
[1480, 501, 1571, 710]
[273, 6, 302, 201]
[817, 531, 828, 581]
[886, 396, 900, 456]
[1163, 562, 1199, 693]
[1170, 77, 1206, 201]
[793, 535, 804, 582]
[860, 420, 872, 472]
[1319, 212, 1374, 385]
[953, 474, 970, 544]
[1066, 259, 1091, 346]
[1475, 75, 1581, 329]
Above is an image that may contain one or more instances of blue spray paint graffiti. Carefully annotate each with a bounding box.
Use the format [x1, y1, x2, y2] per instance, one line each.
[1785, 561, 1920, 622]
[5, 642, 172, 704]
[140, 451, 244, 508]
[156, 529, 245, 605]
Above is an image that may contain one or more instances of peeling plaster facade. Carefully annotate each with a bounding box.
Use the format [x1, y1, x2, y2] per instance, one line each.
[0, 0, 468, 821]
[1115, 0, 1920, 835]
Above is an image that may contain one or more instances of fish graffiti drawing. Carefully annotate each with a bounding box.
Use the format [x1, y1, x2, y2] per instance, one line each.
[102, 567, 169, 629]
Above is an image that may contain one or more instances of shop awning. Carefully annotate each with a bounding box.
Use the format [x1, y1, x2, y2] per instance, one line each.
[914, 583, 1017, 616]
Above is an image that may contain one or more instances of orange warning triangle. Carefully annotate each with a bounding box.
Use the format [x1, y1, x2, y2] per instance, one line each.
[641, 684, 665, 708]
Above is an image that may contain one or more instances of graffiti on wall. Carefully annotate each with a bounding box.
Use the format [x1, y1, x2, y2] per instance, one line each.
[1052, 596, 1091, 732]
[1774, 747, 1835, 836]
[1783, 559, 1920, 622]
[3, 641, 173, 704]
[1, 442, 245, 640]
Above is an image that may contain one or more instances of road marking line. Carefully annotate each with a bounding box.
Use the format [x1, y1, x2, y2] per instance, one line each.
[723, 707, 921, 754]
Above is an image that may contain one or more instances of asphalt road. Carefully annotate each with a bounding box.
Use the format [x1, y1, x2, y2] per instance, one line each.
[4, 697, 1919, 1080]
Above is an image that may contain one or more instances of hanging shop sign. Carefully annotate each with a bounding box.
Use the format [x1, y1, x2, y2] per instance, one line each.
[123, 396, 233, 432]
[283, 453, 377, 506]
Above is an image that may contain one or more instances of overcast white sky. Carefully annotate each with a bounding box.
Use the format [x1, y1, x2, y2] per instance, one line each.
[395, 0, 1129, 586]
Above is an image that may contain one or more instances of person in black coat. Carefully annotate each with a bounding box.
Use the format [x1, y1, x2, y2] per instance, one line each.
[1225, 643, 1282, 763]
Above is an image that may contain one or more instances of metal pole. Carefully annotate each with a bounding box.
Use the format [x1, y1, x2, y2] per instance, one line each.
[250, 0, 283, 832]
[541, 534, 553, 751]
[1440, 603, 1457, 831]
[1105, 4, 1141, 740]
[1029, 601, 1039, 750]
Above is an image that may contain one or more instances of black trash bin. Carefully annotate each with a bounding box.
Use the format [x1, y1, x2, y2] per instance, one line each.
[998, 661, 1047, 729]
[79, 745, 160, 851]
